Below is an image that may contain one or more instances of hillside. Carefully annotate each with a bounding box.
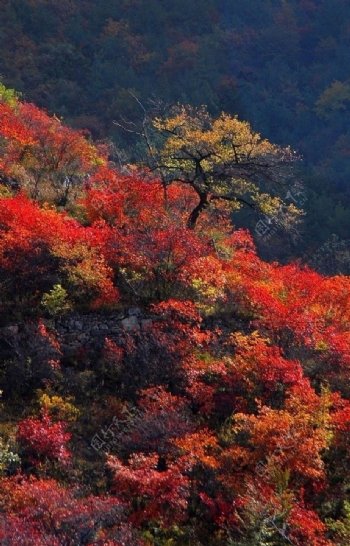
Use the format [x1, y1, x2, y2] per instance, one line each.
[0, 87, 350, 545]
[1, 0, 350, 263]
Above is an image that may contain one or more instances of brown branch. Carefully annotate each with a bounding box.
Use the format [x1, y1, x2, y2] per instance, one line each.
[187, 191, 210, 229]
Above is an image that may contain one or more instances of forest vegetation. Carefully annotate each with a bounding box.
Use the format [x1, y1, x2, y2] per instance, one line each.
[0, 83, 350, 546]
[0, 0, 350, 267]
[0, 1, 350, 545]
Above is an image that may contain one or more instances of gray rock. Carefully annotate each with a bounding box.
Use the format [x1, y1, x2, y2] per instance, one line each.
[110, 327, 122, 333]
[121, 316, 140, 331]
[128, 307, 142, 317]
[3, 324, 19, 336]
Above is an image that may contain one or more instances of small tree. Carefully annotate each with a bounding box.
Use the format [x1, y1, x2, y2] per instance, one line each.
[119, 104, 301, 229]
[41, 284, 71, 316]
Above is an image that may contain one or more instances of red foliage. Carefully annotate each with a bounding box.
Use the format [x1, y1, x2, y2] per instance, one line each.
[0, 194, 118, 311]
[288, 504, 333, 546]
[2, 91, 350, 544]
[0, 476, 137, 546]
[0, 103, 35, 145]
[17, 412, 71, 465]
[108, 452, 190, 526]
[151, 299, 209, 347]
[0, 93, 101, 198]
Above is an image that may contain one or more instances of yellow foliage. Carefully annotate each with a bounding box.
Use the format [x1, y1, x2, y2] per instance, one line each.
[316, 80, 350, 119]
[38, 392, 80, 422]
[151, 105, 300, 228]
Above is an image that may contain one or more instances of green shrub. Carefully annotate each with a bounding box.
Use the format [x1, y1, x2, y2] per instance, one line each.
[41, 284, 71, 316]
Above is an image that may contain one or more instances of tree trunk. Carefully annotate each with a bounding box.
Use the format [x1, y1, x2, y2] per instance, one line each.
[187, 192, 209, 229]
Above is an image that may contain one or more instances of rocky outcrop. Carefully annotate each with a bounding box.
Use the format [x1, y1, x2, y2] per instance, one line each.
[53, 307, 152, 357]
[0, 307, 153, 361]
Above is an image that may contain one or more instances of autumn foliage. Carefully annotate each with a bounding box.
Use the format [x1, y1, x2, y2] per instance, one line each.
[1, 89, 350, 545]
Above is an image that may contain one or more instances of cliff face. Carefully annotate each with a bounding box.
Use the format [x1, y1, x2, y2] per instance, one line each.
[54, 308, 152, 355]
[0, 308, 153, 384]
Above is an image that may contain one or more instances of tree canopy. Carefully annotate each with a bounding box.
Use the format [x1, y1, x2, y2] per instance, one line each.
[144, 105, 300, 228]
[0, 88, 350, 546]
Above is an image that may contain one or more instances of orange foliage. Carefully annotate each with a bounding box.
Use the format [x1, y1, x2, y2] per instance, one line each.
[2, 91, 350, 545]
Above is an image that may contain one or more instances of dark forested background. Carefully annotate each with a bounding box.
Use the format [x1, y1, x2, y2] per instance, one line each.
[1, 0, 350, 267]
